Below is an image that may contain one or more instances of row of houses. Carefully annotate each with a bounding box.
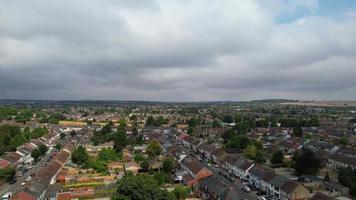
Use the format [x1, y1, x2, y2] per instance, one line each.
[0, 126, 65, 170]
[178, 135, 311, 200]
[11, 145, 74, 200]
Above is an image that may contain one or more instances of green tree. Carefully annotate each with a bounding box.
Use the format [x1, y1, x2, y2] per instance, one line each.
[55, 143, 62, 151]
[71, 146, 89, 165]
[162, 157, 174, 174]
[113, 129, 128, 153]
[271, 150, 284, 165]
[0, 167, 16, 183]
[244, 144, 257, 159]
[350, 183, 356, 196]
[324, 171, 330, 182]
[140, 159, 150, 172]
[293, 126, 303, 137]
[31, 148, 41, 162]
[38, 144, 48, 155]
[112, 174, 174, 200]
[294, 148, 321, 175]
[98, 148, 118, 162]
[222, 115, 234, 124]
[173, 185, 190, 199]
[146, 141, 162, 158]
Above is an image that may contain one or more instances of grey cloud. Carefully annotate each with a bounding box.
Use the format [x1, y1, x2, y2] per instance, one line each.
[0, 0, 355, 101]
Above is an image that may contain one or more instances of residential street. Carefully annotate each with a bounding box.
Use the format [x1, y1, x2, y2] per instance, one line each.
[176, 141, 259, 200]
[0, 151, 54, 197]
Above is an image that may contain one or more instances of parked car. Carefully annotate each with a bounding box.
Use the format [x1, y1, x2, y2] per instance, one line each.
[21, 182, 26, 186]
[228, 176, 235, 182]
[1, 192, 12, 200]
[207, 163, 211, 167]
[26, 176, 32, 181]
[242, 186, 251, 193]
[258, 197, 267, 200]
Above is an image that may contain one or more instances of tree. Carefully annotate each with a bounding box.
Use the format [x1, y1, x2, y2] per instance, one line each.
[222, 115, 234, 124]
[70, 130, 76, 137]
[324, 171, 330, 182]
[60, 132, 66, 139]
[173, 185, 190, 199]
[244, 144, 257, 159]
[162, 157, 174, 174]
[271, 150, 284, 165]
[338, 167, 356, 187]
[146, 141, 162, 157]
[38, 144, 48, 155]
[350, 183, 356, 196]
[31, 148, 41, 162]
[55, 143, 62, 151]
[146, 116, 155, 127]
[112, 174, 174, 200]
[98, 148, 118, 162]
[225, 135, 251, 151]
[212, 120, 221, 128]
[113, 129, 128, 153]
[0, 167, 16, 183]
[293, 126, 303, 137]
[140, 159, 150, 172]
[71, 146, 89, 165]
[294, 148, 321, 175]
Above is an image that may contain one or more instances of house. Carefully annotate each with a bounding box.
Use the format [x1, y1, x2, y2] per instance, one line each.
[310, 192, 334, 200]
[44, 184, 61, 200]
[278, 140, 302, 154]
[231, 159, 254, 179]
[306, 141, 339, 154]
[222, 154, 240, 173]
[10, 191, 36, 200]
[182, 135, 194, 148]
[0, 159, 10, 169]
[191, 139, 203, 153]
[328, 154, 356, 170]
[280, 181, 310, 200]
[84, 142, 114, 155]
[198, 143, 216, 161]
[211, 148, 228, 165]
[248, 165, 273, 191]
[181, 158, 213, 186]
[325, 181, 349, 196]
[124, 162, 140, 174]
[199, 176, 239, 200]
[267, 175, 290, 199]
[3, 152, 23, 166]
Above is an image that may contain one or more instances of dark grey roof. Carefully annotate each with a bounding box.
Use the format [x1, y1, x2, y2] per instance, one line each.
[44, 184, 61, 198]
[270, 175, 289, 188]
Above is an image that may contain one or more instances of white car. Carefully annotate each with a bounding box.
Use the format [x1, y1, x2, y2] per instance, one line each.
[26, 176, 32, 181]
[242, 186, 251, 193]
[21, 182, 26, 186]
[207, 163, 212, 167]
[1, 192, 12, 200]
[258, 197, 267, 200]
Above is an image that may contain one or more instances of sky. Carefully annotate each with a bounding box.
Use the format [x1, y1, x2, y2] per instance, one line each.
[0, 0, 356, 101]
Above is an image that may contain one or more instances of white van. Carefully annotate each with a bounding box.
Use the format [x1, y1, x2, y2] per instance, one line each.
[1, 192, 12, 200]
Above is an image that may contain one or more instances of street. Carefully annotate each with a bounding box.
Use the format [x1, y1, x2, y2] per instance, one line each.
[0, 150, 54, 197]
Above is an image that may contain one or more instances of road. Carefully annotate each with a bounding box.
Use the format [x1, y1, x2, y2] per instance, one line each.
[0, 150, 55, 197]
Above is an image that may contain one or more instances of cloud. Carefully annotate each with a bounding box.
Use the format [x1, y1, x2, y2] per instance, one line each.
[0, 0, 355, 101]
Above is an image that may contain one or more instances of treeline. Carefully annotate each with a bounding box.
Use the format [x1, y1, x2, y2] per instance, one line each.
[0, 125, 48, 155]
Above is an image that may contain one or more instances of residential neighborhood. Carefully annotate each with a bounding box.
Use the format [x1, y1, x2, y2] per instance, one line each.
[0, 100, 355, 200]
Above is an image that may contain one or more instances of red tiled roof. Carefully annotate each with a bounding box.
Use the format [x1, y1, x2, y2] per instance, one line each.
[11, 191, 36, 200]
[0, 159, 11, 169]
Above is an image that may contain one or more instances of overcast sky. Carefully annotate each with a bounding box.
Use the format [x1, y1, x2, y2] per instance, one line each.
[1, 0, 356, 101]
